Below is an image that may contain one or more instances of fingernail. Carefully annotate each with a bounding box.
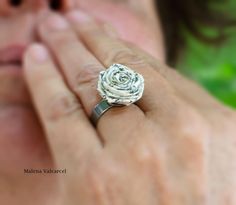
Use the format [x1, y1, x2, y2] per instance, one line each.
[28, 44, 49, 63]
[45, 14, 69, 30]
[67, 10, 92, 23]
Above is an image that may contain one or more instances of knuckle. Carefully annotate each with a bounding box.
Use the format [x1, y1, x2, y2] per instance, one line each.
[132, 143, 157, 166]
[171, 104, 210, 155]
[178, 109, 210, 139]
[72, 64, 102, 90]
[45, 93, 81, 121]
[107, 48, 145, 66]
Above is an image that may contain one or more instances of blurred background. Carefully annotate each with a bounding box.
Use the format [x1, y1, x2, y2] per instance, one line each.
[178, 0, 236, 109]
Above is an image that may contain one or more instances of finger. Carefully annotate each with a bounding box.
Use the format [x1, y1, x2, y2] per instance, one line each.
[124, 42, 226, 116]
[66, 10, 200, 146]
[37, 13, 146, 144]
[66, 11, 179, 114]
[38, 13, 103, 116]
[23, 44, 101, 168]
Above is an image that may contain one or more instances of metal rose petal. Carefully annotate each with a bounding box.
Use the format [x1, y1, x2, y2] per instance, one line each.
[97, 64, 144, 106]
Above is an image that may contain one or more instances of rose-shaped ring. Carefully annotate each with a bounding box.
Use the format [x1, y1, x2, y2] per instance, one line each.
[90, 64, 144, 126]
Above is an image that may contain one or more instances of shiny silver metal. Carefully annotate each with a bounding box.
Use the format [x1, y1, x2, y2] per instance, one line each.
[90, 100, 115, 126]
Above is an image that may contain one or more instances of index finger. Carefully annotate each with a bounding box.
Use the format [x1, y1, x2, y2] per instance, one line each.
[23, 44, 102, 168]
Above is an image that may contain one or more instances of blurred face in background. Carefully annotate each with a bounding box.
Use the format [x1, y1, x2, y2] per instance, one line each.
[0, 0, 164, 203]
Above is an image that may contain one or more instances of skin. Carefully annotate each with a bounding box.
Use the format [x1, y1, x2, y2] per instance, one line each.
[0, 0, 236, 204]
[0, 0, 163, 203]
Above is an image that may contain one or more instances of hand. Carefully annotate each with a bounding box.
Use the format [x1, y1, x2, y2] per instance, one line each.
[23, 11, 236, 205]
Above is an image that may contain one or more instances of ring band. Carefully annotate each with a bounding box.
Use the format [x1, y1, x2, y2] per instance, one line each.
[90, 63, 144, 126]
[90, 100, 115, 126]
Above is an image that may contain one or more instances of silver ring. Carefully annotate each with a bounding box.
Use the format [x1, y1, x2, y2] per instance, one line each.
[90, 63, 145, 126]
[90, 100, 121, 126]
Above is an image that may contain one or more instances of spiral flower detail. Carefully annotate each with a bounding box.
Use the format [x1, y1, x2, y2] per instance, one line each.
[97, 64, 145, 106]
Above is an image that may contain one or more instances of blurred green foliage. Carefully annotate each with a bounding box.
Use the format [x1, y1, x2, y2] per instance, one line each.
[178, 24, 236, 109]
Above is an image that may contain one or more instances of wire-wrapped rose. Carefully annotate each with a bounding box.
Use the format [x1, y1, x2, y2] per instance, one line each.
[97, 64, 144, 106]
